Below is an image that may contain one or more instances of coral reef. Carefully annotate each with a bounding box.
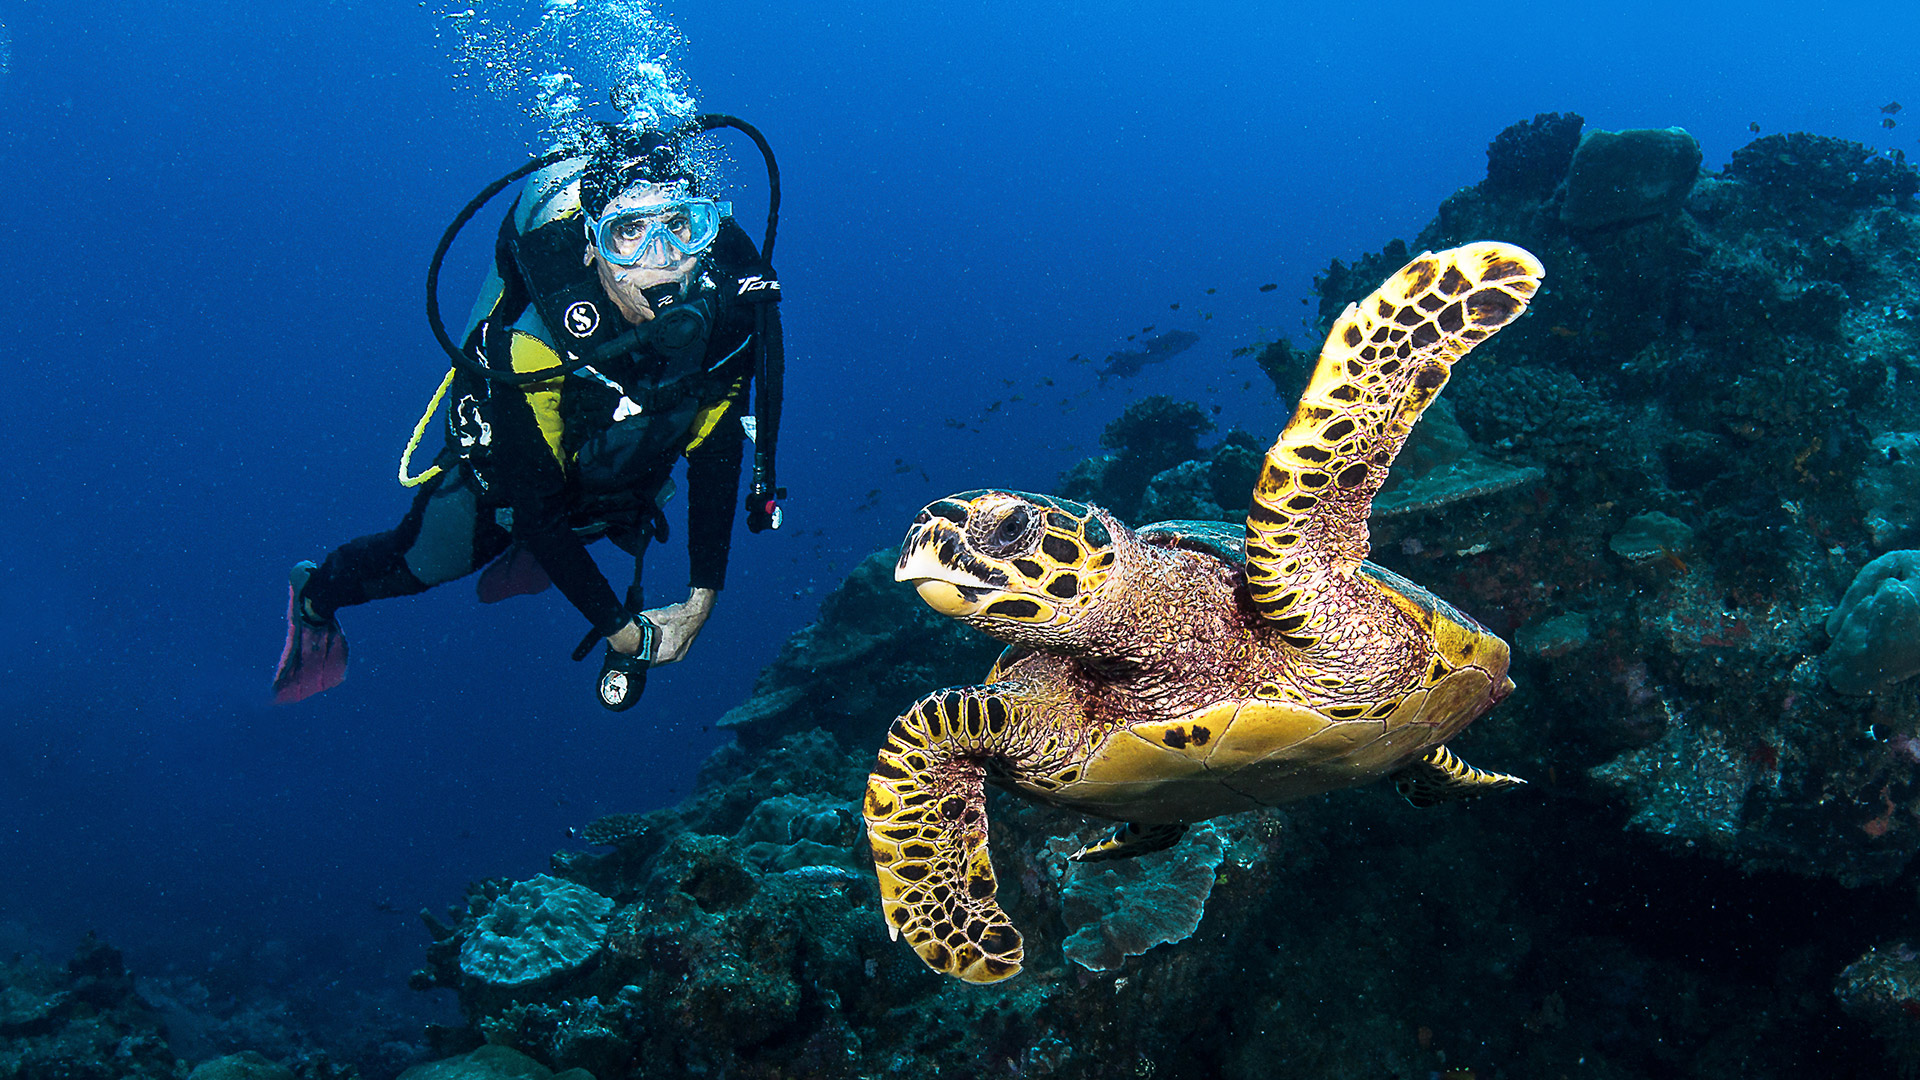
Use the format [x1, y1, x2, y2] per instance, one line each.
[0, 934, 397, 1080]
[396, 115, 1920, 1078]
[1057, 395, 1216, 522]
[0, 935, 180, 1080]
[1482, 111, 1585, 199]
[1860, 433, 1920, 548]
[715, 551, 1002, 753]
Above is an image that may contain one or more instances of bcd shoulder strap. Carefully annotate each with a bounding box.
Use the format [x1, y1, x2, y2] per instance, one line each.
[505, 204, 636, 365]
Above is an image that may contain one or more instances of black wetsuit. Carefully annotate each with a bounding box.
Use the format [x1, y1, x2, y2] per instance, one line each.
[303, 198, 770, 639]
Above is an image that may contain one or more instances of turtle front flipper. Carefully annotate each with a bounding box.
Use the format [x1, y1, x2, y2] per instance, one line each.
[1391, 743, 1526, 808]
[865, 684, 1043, 983]
[1069, 821, 1188, 863]
[1244, 243, 1543, 641]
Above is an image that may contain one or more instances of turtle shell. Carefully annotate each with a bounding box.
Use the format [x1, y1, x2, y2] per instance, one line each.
[1136, 519, 1247, 566]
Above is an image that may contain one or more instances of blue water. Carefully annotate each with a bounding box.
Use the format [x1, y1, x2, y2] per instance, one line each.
[0, 0, 1914, 1030]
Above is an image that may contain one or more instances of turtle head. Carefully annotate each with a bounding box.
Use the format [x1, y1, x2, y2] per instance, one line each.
[896, 490, 1121, 646]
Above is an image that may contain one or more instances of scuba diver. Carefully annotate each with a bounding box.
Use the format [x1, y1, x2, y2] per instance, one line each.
[274, 116, 786, 711]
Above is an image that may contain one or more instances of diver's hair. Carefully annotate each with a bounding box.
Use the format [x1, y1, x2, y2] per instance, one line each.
[579, 123, 700, 217]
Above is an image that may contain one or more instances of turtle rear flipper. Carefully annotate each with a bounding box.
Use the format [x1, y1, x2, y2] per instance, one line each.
[1244, 243, 1543, 642]
[1391, 743, 1526, 808]
[1070, 821, 1188, 862]
[864, 685, 1046, 984]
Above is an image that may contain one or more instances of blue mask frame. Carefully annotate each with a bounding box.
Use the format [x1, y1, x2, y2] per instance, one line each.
[589, 198, 731, 269]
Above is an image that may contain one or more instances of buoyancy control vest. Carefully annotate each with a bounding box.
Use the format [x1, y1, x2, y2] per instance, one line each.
[463, 165, 775, 499]
[418, 114, 788, 531]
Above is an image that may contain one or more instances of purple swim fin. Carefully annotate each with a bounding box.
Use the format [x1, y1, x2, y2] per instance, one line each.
[272, 584, 348, 704]
[476, 545, 553, 604]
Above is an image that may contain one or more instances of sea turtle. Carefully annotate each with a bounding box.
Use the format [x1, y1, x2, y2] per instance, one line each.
[863, 242, 1544, 984]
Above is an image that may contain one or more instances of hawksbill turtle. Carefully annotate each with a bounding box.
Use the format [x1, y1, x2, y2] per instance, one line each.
[864, 241, 1544, 983]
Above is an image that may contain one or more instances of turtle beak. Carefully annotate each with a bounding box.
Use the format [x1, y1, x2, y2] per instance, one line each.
[896, 519, 991, 616]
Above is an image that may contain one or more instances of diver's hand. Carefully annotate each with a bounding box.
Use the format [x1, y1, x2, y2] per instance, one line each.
[606, 618, 651, 657]
[637, 587, 717, 665]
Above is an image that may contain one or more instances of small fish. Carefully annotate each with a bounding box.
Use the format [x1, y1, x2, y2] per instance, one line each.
[1068, 352, 1089, 365]
[1169, 302, 1180, 310]
[1142, 325, 1156, 334]
[986, 400, 1003, 412]
[944, 418, 966, 429]
[781, 864, 860, 885]
[1884, 101, 1904, 115]
[1205, 287, 1217, 295]
[1258, 283, 1278, 293]
[893, 462, 913, 474]
[1548, 324, 1579, 338]
[1231, 345, 1254, 357]
[1886, 117, 1899, 130]
[1748, 121, 1761, 133]
[1095, 329, 1201, 384]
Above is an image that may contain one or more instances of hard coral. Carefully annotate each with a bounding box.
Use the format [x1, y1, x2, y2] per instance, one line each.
[1825, 550, 1920, 694]
[1727, 132, 1919, 212]
[1058, 823, 1230, 973]
[1069, 395, 1217, 520]
[1561, 127, 1703, 231]
[458, 876, 613, 990]
[1483, 111, 1585, 199]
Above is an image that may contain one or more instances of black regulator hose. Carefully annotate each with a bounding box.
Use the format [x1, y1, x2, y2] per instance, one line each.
[424, 113, 781, 387]
[691, 112, 781, 263]
[425, 149, 572, 385]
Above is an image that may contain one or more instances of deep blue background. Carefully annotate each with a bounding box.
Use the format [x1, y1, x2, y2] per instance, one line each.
[0, 0, 1914, 1009]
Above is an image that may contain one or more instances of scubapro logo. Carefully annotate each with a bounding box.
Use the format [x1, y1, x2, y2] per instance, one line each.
[564, 301, 601, 338]
[599, 670, 628, 705]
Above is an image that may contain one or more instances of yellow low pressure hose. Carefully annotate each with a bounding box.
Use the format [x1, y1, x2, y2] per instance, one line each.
[398, 368, 457, 487]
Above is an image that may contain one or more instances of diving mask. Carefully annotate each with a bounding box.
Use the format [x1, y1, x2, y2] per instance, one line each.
[589, 197, 731, 270]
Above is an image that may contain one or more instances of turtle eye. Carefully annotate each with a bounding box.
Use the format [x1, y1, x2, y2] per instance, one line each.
[983, 506, 1034, 556]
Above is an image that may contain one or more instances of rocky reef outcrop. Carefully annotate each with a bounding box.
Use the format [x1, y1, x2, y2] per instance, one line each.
[0, 935, 180, 1080]
[397, 118, 1920, 1078]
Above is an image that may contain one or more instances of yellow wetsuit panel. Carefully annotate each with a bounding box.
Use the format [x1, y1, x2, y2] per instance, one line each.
[684, 399, 734, 454]
[684, 377, 747, 454]
[510, 331, 567, 466]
